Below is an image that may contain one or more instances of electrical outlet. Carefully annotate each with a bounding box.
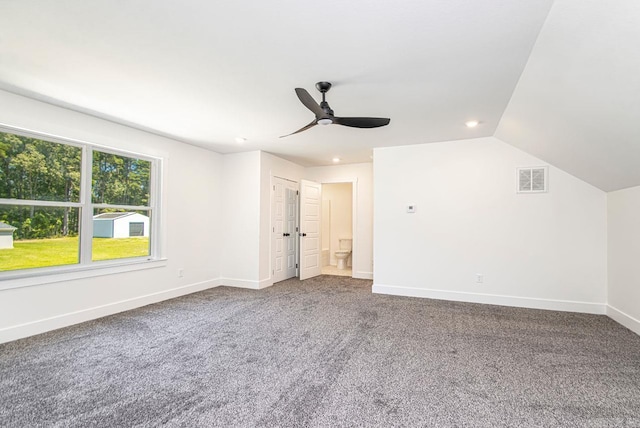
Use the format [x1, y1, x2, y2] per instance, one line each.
[178, 268, 184, 278]
[476, 274, 483, 284]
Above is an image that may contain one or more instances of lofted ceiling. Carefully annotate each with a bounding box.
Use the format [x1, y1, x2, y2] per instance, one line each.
[0, 0, 638, 191]
[496, 0, 640, 192]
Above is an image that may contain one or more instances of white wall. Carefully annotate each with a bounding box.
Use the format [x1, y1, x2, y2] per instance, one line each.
[0, 89, 223, 343]
[220, 151, 261, 287]
[305, 163, 373, 280]
[321, 200, 331, 255]
[607, 185, 640, 335]
[373, 137, 607, 313]
[322, 183, 353, 266]
[220, 150, 307, 289]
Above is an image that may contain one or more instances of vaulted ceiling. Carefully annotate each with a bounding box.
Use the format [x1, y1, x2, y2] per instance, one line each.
[0, 0, 637, 191]
[496, 1, 640, 192]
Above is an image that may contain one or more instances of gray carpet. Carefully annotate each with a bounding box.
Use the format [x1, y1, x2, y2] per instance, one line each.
[1, 276, 640, 427]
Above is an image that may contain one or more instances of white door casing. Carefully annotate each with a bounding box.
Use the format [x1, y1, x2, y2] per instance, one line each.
[299, 179, 322, 280]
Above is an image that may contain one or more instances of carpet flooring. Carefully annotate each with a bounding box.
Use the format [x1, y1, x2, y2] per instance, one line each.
[1, 276, 640, 427]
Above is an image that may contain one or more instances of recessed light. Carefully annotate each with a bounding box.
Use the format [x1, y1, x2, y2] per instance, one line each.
[235, 137, 246, 143]
[465, 120, 479, 128]
[332, 157, 341, 163]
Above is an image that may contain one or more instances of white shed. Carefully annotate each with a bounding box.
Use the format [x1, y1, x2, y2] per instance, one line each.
[0, 221, 17, 249]
[93, 212, 149, 238]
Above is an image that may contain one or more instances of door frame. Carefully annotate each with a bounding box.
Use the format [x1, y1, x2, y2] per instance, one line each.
[319, 178, 358, 278]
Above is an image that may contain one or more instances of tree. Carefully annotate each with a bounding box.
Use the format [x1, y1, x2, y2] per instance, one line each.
[14, 144, 48, 205]
[92, 151, 150, 207]
[0, 131, 82, 239]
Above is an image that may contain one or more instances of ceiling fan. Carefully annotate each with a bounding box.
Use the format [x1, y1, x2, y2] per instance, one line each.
[280, 82, 390, 138]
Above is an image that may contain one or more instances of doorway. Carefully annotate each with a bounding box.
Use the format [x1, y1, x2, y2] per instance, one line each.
[271, 177, 357, 283]
[320, 182, 353, 277]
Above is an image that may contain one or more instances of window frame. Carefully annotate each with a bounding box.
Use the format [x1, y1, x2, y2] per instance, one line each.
[0, 125, 164, 286]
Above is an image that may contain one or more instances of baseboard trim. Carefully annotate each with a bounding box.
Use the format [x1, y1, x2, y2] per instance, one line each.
[0, 278, 222, 344]
[354, 271, 373, 280]
[372, 284, 606, 314]
[607, 305, 640, 336]
[220, 277, 273, 290]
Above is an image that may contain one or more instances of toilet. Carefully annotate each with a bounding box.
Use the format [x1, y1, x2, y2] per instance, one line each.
[335, 238, 352, 270]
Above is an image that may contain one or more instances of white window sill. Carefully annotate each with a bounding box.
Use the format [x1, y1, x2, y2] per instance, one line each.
[0, 258, 168, 291]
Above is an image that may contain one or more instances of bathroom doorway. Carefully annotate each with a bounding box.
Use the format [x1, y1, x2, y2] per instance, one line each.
[320, 182, 353, 277]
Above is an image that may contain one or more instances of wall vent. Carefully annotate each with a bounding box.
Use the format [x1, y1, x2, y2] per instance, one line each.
[517, 166, 548, 193]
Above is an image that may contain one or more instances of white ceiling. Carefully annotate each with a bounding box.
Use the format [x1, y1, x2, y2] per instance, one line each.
[0, 0, 637, 191]
[496, 0, 640, 192]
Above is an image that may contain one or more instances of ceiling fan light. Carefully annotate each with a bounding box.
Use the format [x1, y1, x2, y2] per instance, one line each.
[317, 118, 333, 125]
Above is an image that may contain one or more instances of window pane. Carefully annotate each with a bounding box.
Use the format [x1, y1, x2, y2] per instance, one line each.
[92, 209, 150, 261]
[0, 205, 80, 271]
[92, 151, 151, 206]
[0, 131, 82, 202]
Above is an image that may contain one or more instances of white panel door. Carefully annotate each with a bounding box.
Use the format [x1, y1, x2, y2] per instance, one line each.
[299, 179, 322, 280]
[285, 187, 298, 279]
[272, 178, 299, 284]
[272, 179, 286, 283]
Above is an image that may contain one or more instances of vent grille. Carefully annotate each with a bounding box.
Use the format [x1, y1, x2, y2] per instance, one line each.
[517, 167, 548, 193]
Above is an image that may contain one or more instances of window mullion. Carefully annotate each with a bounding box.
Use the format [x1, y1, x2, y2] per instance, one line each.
[149, 159, 160, 258]
[79, 146, 93, 265]
[0, 199, 82, 208]
[92, 203, 151, 211]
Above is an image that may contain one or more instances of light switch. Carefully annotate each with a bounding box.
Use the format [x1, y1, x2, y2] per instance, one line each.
[407, 204, 416, 213]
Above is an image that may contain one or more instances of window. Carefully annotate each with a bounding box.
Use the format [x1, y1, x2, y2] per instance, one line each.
[0, 127, 160, 276]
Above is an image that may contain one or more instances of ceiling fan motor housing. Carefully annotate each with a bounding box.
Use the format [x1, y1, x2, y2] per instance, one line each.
[315, 81, 332, 93]
[319, 101, 334, 117]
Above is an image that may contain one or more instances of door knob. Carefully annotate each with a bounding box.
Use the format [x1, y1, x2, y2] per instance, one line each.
[282, 233, 290, 237]
[300, 233, 307, 237]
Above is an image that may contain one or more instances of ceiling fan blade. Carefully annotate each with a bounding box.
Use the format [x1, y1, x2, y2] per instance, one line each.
[295, 88, 324, 117]
[334, 117, 390, 128]
[279, 120, 317, 138]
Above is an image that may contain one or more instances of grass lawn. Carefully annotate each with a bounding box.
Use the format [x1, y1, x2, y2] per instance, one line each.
[0, 237, 150, 272]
